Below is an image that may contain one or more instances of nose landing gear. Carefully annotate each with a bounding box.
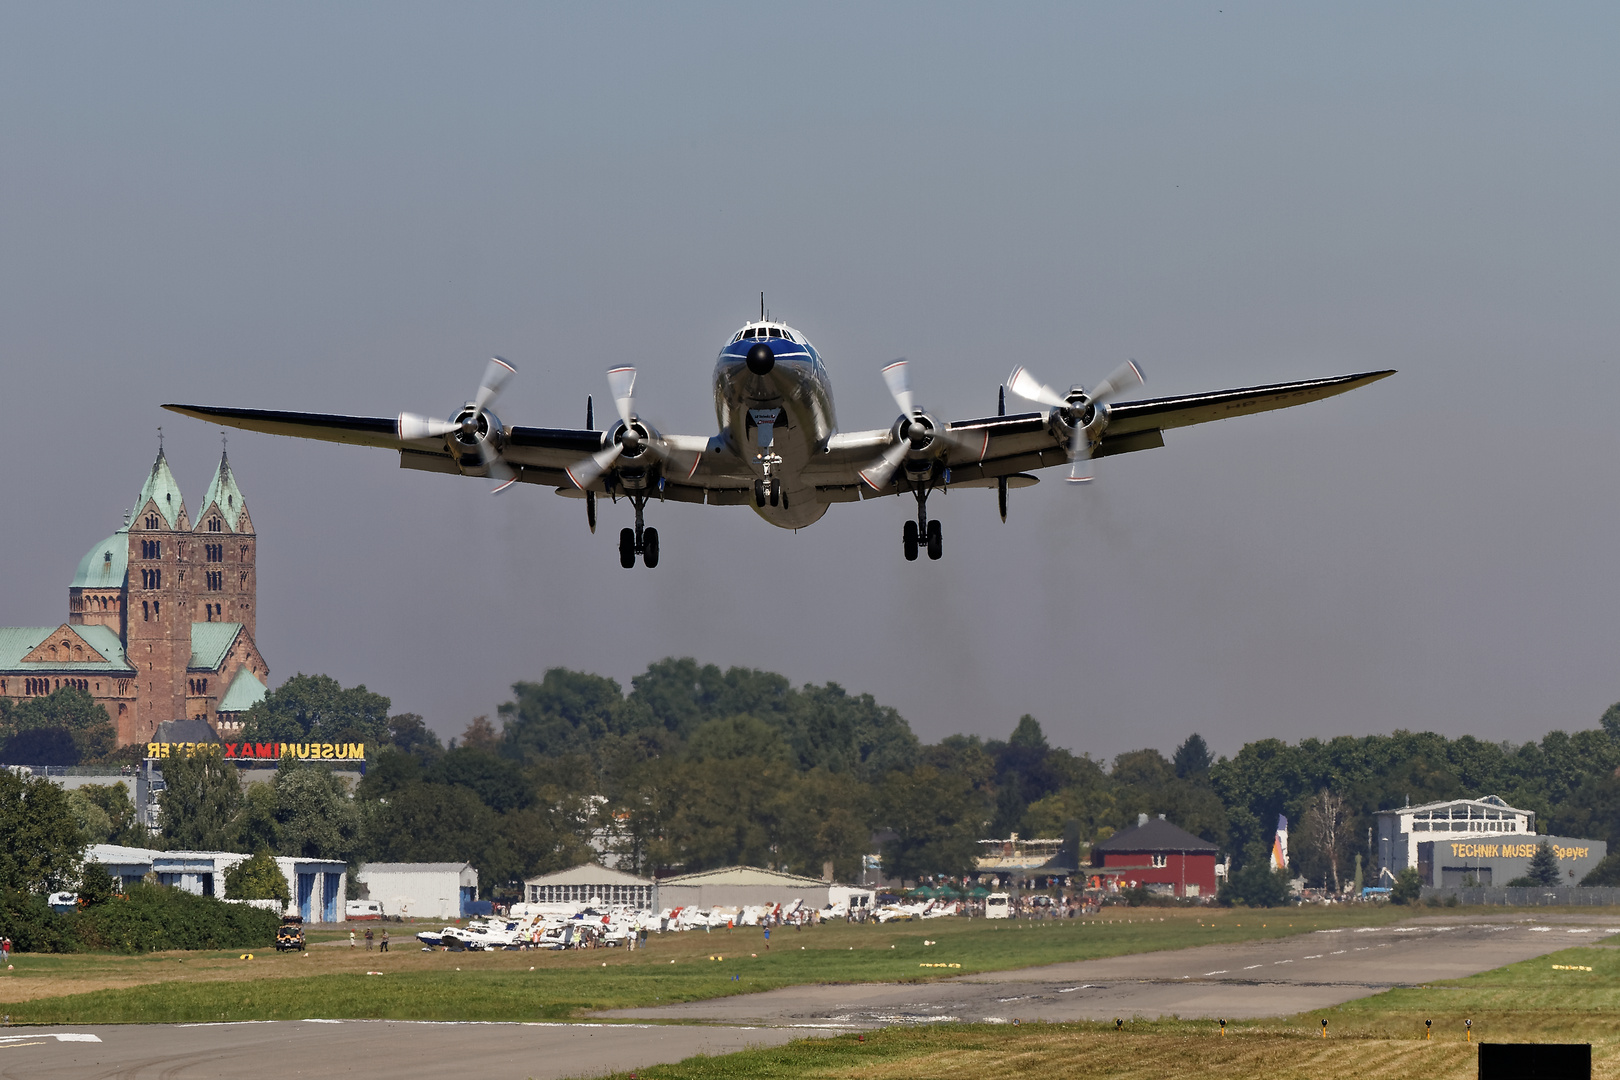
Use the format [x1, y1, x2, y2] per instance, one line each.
[617, 492, 660, 568]
[903, 487, 943, 561]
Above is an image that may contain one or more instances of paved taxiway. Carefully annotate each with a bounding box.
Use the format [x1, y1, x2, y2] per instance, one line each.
[603, 915, 1620, 1026]
[0, 1021, 797, 1080]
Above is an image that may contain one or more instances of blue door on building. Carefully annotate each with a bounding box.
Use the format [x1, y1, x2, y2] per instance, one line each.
[323, 873, 341, 923]
[459, 886, 476, 917]
[297, 874, 315, 921]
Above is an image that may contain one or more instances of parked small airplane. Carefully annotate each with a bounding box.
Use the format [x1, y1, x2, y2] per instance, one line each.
[166, 311, 1392, 567]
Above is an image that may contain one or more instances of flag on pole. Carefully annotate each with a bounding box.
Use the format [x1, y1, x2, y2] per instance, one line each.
[1271, 814, 1289, 871]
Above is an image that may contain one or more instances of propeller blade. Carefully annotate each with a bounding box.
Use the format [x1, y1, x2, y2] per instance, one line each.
[473, 357, 516, 414]
[397, 412, 459, 441]
[1007, 366, 1069, 410]
[566, 444, 624, 490]
[1065, 426, 1095, 485]
[1087, 360, 1144, 404]
[606, 367, 637, 427]
[586, 491, 597, 534]
[858, 439, 911, 491]
[477, 436, 516, 492]
[881, 360, 917, 417]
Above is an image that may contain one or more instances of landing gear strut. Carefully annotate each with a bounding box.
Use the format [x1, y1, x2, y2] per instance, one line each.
[903, 487, 943, 561]
[617, 493, 659, 568]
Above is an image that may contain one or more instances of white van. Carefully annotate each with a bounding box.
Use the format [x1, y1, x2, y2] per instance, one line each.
[345, 899, 383, 920]
[984, 892, 1011, 919]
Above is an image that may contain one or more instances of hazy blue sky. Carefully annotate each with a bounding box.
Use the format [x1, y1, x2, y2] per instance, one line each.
[4, 4, 1619, 760]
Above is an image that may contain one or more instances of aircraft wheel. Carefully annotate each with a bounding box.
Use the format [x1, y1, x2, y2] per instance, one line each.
[926, 520, 942, 561]
[642, 527, 660, 568]
[903, 520, 919, 562]
[769, 478, 780, 507]
[754, 478, 766, 508]
[619, 528, 636, 569]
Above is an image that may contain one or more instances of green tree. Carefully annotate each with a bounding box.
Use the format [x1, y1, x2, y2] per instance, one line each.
[67, 782, 146, 846]
[78, 861, 117, 906]
[386, 713, 443, 760]
[877, 765, 988, 883]
[1390, 866, 1423, 904]
[1220, 847, 1295, 907]
[158, 751, 243, 850]
[0, 769, 84, 893]
[239, 674, 391, 745]
[224, 851, 290, 902]
[265, 765, 361, 861]
[0, 686, 116, 764]
[685, 715, 790, 764]
[1601, 702, 1620, 741]
[1525, 839, 1562, 886]
[499, 669, 630, 760]
[1173, 733, 1213, 778]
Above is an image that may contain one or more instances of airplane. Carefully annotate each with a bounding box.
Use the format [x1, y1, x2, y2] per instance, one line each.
[164, 313, 1393, 568]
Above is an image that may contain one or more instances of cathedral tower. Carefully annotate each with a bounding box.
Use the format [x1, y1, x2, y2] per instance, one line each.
[124, 446, 193, 736]
[194, 448, 256, 637]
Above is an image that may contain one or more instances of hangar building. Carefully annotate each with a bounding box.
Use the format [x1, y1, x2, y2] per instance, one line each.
[656, 866, 834, 910]
[523, 863, 655, 908]
[354, 862, 478, 920]
[1375, 796, 1606, 887]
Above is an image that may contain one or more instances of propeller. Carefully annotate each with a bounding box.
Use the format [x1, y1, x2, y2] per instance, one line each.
[859, 360, 985, 490]
[397, 357, 519, 492]
[567, 366, 665, 490]
[1006, 359, 1143, 484]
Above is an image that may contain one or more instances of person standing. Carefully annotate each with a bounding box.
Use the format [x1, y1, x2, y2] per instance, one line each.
[762, 924, 770, 950]
[364, 927, 374, 950]
[349, 930, 356, 949]
[379, 930, 389, 953]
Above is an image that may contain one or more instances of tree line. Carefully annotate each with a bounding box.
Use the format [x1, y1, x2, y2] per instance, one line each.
[13, 663, 1620, 898]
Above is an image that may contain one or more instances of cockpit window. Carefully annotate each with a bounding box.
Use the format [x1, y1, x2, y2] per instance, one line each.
[768, 327, 782, 338]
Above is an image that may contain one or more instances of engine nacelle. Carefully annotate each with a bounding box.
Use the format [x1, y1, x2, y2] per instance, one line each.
[448, 406, 506, 476]
[1053, 398, 1110, 456]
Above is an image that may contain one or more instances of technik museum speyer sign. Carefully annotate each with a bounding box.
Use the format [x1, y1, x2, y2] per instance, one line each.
[145, 741, 366, 762]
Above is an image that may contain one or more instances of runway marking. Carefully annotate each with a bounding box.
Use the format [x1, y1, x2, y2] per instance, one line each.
[1330, 950, 1346, 955]
[1304, 955, 1322, 959]
[0, 1034, 100, 1044]
[1566, 929, 1592, 934]
[1313, 929, 1343, 934]
[1354, 947, 1370, 951]
[1203, 970, 1228, 976]
[1530, 927, 1552, 932]
[1273, 960, 1293, 965]
[0, 1042, 48, 1050]
[1243, 965, 1263, 970]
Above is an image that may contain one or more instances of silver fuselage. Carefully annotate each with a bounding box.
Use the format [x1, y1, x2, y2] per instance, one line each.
[713, 324, 837, 528]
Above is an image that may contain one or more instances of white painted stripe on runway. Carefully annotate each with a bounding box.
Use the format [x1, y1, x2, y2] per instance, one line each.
[0, 1034, 101, 1044]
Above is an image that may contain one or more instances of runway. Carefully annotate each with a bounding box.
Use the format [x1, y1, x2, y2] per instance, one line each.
[4, 914, 1615, 1077]
[0, 1020, 797, 1080]
[601, 914, 1620, 1026]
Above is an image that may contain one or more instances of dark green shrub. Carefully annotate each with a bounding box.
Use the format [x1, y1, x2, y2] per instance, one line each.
[0, 889, 70, 953]
[70, 884, 279, 953]
[1390, 867, 1423, 904]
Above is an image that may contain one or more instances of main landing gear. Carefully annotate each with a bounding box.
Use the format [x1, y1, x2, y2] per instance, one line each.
[903, 487, 943, 562]
[617, 493, 659, 568]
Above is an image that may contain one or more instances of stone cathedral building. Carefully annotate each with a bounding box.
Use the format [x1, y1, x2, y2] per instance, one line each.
[0, 447, 270, 747]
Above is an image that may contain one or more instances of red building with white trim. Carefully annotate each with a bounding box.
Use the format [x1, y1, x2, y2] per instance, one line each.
[1091, 814, 1218, 898]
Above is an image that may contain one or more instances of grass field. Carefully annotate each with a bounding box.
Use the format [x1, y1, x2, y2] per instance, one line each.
[587, 943, 1620, 1080]
[1, 905, 1401, 1024]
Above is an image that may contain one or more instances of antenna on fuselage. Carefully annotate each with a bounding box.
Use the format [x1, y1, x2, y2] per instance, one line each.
[760, 291, 765, 322]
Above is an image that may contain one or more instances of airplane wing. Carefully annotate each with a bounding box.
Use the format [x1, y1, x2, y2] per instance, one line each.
[835, 369, 1393, 492]
[161, 404, 604, 483]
